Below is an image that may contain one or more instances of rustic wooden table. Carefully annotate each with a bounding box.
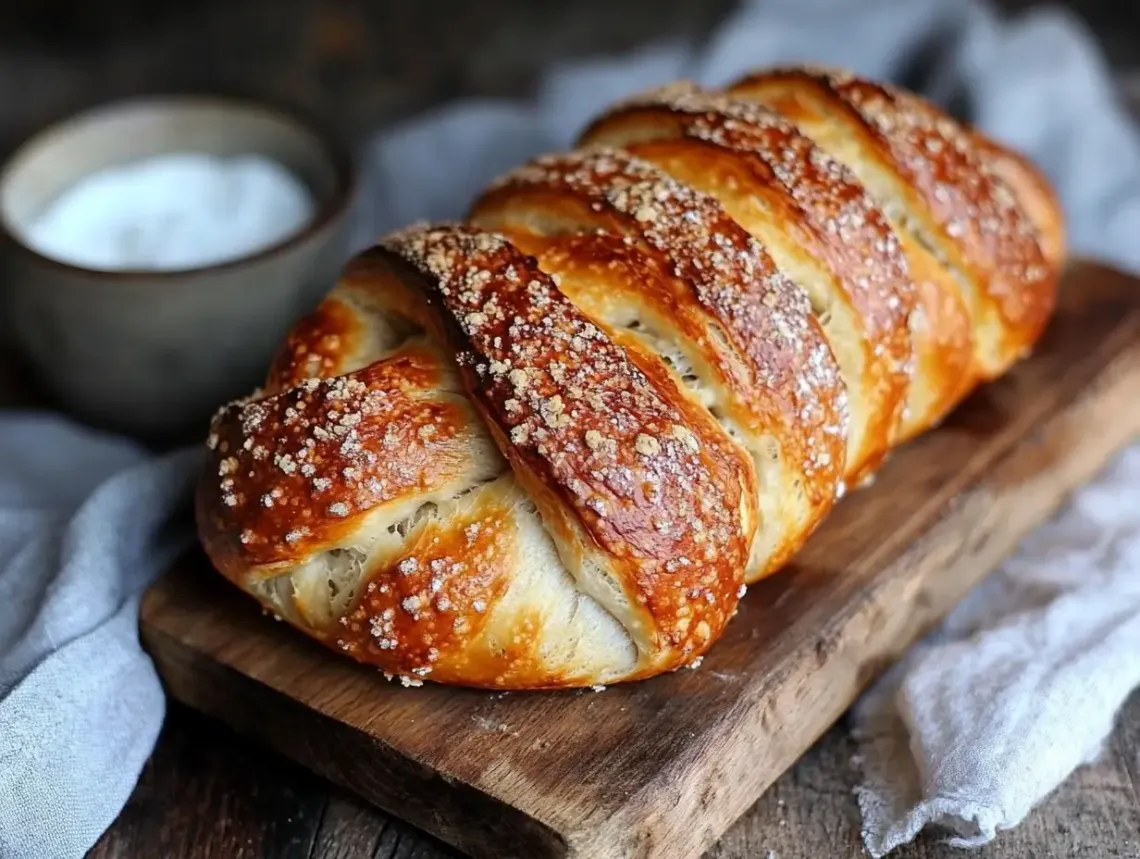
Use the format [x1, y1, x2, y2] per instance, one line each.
[1, 1, 1138, 857]
[84, 694, 1140, 859]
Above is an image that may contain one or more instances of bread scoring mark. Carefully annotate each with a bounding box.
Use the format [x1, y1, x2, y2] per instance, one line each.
[503, 228, 858, 577]
[333, 498, 515, 684]
[481, 147, 847, 493]
[721, 68, 988, 430]
[769, 67, 1052, 339]
[497, 228, 768, 571]
[589, 84, 915, 384]
[895, 238, 978, 436]
[379, 223, 748, 658]
[202, 350, 474, 568]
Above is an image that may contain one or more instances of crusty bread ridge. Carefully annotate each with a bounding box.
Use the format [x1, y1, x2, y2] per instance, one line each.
[196, 65, 1064, 689]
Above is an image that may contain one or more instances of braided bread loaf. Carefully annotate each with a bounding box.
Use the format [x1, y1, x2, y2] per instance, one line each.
[196, 67, 1063, 689]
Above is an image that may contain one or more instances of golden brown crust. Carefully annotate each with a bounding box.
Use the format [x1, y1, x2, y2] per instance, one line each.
[331, 493, 518, 685]
[970, 138, 1066, 275]
[197, 349, 478, 576]
[264, 296, 363, 394]
[583, 84, 915, 361]
[896, 232, 978, 439]
[471, 148, 850, 576]
[375, 224, 750, 672]
[496, 230, 765, 560]
[840, 78, 1055, 346]
[580, 84, 914, 479]
[729, 67, 1058, 375]
[195, 65, 1064, 689]
[472, 148, 847, 498]
[497, 229, 818, 577]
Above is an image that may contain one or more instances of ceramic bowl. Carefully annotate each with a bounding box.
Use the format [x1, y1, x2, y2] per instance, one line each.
[0, 94, 356, 442]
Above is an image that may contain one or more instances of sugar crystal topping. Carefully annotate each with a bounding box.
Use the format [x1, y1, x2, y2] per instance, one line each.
[333, 503, 513, 679]
[489, 148, 848, 480]
[379, 222, 749, 648]
[204, 350, 473, 561]
[815, 71, 1049, 323]
[608, 85, 915, 362]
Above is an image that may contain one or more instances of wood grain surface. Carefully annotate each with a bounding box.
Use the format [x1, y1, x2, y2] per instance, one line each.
[88, 692, 1140, 859]
[138, 260, 1140, 859]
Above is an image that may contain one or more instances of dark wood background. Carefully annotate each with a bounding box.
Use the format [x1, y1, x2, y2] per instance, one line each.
[0, 1, 1136, 857]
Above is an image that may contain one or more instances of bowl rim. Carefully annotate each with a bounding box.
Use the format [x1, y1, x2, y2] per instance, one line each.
[0, 91, 358, 281]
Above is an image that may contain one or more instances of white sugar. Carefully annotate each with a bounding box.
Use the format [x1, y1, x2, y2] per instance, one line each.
[22, 152, 315, 271]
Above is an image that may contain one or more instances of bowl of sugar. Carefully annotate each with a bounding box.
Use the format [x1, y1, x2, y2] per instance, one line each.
[0, 94, 356, 441]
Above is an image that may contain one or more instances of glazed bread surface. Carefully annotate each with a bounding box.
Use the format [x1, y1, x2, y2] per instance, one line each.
[196, 66, 1063, 689]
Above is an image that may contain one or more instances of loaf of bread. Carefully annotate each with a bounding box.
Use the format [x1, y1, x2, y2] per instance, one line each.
[196, 67, 1063, 689]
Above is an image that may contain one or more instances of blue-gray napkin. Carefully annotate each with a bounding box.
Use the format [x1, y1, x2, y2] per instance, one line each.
[0, 415, 201, 858]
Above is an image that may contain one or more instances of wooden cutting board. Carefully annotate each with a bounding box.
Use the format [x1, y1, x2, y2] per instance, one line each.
[141, 260, 1140, 859]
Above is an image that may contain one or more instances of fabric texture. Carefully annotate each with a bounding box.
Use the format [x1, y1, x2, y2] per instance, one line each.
[0, 415, 201, 859]
[852, 446, 1140, 854]
[2, 1, 1139, 856]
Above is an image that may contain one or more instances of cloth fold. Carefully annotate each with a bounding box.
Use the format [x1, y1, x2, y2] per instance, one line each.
[0, 416, 202, 859]
[853, 446, 1140, 854]
[3, 1, 1140, 857]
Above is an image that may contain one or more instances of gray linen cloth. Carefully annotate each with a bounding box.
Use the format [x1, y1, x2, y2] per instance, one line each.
[3, 1, 1140, 857]
[0, 417, 201, 858]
